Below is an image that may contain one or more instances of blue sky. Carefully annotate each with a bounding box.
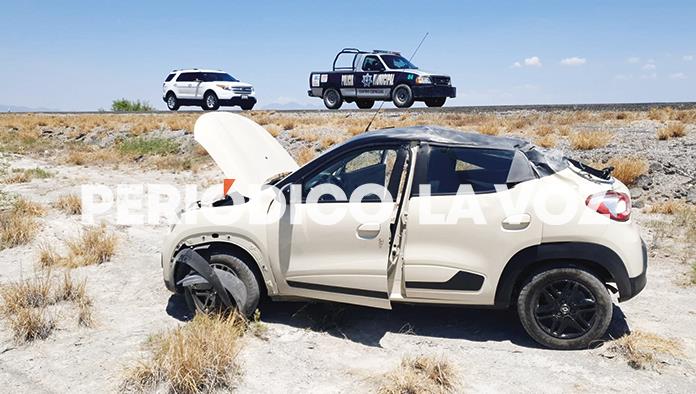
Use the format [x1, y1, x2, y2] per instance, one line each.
[1, 1, 694, 110]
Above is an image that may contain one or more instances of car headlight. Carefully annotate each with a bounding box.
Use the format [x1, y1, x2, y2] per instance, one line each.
[216, 84, 232, 90]
[415, 76, 432, 84]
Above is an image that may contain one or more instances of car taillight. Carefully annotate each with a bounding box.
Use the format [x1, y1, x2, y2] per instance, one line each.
[585, 190, 631, 221]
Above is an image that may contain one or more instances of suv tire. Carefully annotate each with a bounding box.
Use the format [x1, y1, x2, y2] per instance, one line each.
[392, 84, 414, 108]
[323, 88, 343, 110]
[166, 92, 180, 111]
[356, 99, 375, 109]
[202, 91, 220, 111]
[184, 253, 260, 317]
[517, 267, 612, 350]
[240, 102, 255, 111]
[425, 97, 446, 107]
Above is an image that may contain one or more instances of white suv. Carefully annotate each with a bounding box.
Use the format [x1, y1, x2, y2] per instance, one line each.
[162, 69, 256, 111]
[161, 113, 647, 350]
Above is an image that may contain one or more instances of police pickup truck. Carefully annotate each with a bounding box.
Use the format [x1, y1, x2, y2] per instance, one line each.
[308, 48, 456, 110]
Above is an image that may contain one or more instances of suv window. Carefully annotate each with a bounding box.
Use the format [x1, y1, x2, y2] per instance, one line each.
[303, 147, 402, 202]
[362, 56, 385, 72]
[201, 72, 238, 82]
[417, 146, 514, 194]
[164, 73, 175, 82]
[176, 72, 195, 82]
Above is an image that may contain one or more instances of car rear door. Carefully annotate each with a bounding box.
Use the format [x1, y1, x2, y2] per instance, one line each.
[401, 144, 543, 305]
[277, 145, 409, 309]
[174, 72, 195, 98]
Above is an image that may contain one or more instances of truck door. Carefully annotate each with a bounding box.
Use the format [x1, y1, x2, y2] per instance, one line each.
[357, 55, 391, 99]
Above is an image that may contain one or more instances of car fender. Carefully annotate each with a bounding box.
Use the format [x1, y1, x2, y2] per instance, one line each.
[493, 242, 634, 308]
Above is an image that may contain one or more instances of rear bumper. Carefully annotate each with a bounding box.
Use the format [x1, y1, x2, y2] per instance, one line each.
[412, 85, 456, 99]
[619, 239, 648, 302]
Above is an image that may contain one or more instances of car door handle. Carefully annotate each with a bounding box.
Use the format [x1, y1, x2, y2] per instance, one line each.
[502, 214, 531, 231]
[357, 223, 381, 239]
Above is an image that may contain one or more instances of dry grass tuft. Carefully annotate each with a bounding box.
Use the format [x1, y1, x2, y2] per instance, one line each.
[569, 130, 613, 150]
[657, 122, 687, 140]
[296, 147, 317, 165]
[606, 156, 648, 185]
[320, 135, 341, 150]
[0, 198, 43, 250]
[646, 200, 689, 215]
[605, 331, 683, 370]
[123, 313, 246, 393]
[378, 355, 455, 394]
[535, 134, 557, 148]
[2, 167, 53, 184]
[477, 122, 500, 135]
[281, 120, 295, 131]
[55, 194, 82, 215]
[64, 226, 118, 267]
[534, 124, 554, 136]
[0, 272, 93, 341]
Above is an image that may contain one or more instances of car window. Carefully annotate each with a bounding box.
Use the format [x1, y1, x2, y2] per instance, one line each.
[303, 148, 401, 202]
[202, 72, 238, 82]
[381, 55, 417, 70]
[417, 146, 514, 194]
[176, 72, 194, 82]
[362, 56, 384, 71]
[164, 73, 175, 82]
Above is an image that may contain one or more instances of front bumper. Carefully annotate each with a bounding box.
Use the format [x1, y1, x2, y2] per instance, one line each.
[412, 85, 456, 99]
[220, 96, 257, 107]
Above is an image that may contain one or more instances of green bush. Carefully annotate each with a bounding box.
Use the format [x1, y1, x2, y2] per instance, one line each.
[117, 137, 179, 156]
[111, 99, 155, 112]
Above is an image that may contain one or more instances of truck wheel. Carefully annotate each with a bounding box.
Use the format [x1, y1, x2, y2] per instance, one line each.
[183, 254, 260, 318]
[323, 88, 343, 110]
[202, 91, 220, 111]
[425, 97, 446, 107]
[356, 99, 374, 109]
[240, 102, 255, 111]
[392, 85, 414, 108]
[166, 93, 180, 111]
[517, 268, 612, 350]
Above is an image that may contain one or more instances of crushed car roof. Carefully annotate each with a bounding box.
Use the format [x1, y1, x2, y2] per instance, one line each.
[348, 126, 531, 150]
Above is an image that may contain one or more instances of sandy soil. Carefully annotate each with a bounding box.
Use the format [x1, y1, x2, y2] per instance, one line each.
[1, 111, 695, 393]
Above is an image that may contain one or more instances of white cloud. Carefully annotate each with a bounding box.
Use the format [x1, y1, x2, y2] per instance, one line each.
[684, 55, 694, 61]
[511, 56, 542, 68]
[560, 57, 586, 66]
[524, 56, 542, 67]
[627, 57, 640, 64]
[669, 72, 687, 80]
[642, 63, 656, 71]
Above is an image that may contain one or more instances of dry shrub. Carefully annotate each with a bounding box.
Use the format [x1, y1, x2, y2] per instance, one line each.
[123, 313, 246, 393]
[569, 130, 613, 150]
[646, 200, 688, 214]
[379, 355, 455, 394]
[64, 226, 118, 267]
[535, 134, 557, 148]
[534, 124, 554, 136]
[605, 331, 683, 370]
[55, 194, 82, 215]
[607, 156, 648, 185]
[296, 147, 316, 165]
[477, 122, 500, 135]
[0, 272, 93, 341]
[557, 125, 572, 136]
[348, 124, 365, 135]
[41, 226, 117, 268]
[281, 120, 295, 130]
[3, 167, 52, 184]
[0, 199, 42, 250]
[657, 122, 687, 140]
[647, 107, 667, 121]
[320, 135, 341, 150]
[265, 124, 282, 137]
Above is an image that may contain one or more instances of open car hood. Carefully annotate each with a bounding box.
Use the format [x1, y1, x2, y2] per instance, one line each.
[194, 113, 298, 195]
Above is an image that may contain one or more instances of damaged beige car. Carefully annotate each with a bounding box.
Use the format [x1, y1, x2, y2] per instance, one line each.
[161, 112, 647, 349]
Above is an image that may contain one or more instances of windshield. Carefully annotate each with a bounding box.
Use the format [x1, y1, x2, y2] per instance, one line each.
[202, 72, 238, 82]
[381, 54, 417, 70]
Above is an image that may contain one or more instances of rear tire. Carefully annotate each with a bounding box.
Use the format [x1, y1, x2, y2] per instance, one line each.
[425, 97, 446, 107]
[392, 85, 414, 108]
[356, 99, 374, 109]
[202, 91, 220, 111]
[183, 254, 260, 318]
[323, 88, 343, 110]
[166, 93, 180, 111]
[517, 267, 612, 350]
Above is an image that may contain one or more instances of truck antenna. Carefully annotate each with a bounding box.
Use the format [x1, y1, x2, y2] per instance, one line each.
[364, 32, 430, 132]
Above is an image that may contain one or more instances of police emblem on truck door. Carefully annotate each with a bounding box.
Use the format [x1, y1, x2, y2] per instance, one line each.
[362, 74, 373, 87]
